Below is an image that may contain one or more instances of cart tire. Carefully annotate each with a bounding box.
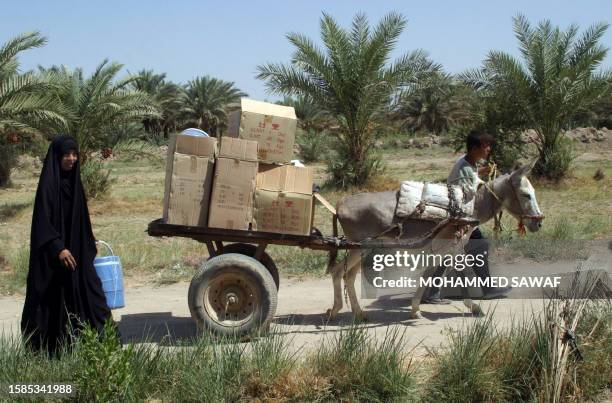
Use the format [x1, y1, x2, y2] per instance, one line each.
[220, 243, 280, 289]
[188, 253, 277, 337]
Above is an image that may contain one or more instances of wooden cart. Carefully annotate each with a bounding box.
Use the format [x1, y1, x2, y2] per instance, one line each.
[147, 210, 477, 336]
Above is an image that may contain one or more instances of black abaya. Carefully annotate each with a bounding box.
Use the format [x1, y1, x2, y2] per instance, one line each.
[21, 135, 113, 355]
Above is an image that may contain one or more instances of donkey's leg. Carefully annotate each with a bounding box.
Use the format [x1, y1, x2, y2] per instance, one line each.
[411, 266, 437, 319]
[326, 261, 344, 320]
[345, 261, 366, 321]
[459, 270, 483, 316]
[326, 250, 361, 319]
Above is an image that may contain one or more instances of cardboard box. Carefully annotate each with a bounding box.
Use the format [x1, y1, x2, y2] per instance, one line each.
[208, 138, 259, 230]
[163, 134, 217, 226]
[226, 98, 297, 164]
[218, 136, 258, 160]
[167, 154, 215, 226]
[253, 165, 314, 235]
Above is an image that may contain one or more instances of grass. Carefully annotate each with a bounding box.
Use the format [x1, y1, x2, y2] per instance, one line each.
[421, 274, 612, 403]
[1, 300, 608, 402]
[0, 322, 417, 402]
[488, 215, 598, 262]
[308, 325, 416, 402]
[423, 314, 506, 402]
[0, 139, 610, 294]
[2, 246, 29, 294]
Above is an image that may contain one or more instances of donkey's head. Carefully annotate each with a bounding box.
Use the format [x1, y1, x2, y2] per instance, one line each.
[501, 161, 544, 233]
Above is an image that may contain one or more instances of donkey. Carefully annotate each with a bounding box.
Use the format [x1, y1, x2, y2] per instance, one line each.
[327, 162, 544, 320]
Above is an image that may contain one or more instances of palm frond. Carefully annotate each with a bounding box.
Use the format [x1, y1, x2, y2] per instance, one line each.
[0, 31, 46, 74]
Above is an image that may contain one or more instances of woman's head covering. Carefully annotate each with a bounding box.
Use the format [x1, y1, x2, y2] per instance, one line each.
[52, 135, 79, 160]
[22, 135, 111, 355]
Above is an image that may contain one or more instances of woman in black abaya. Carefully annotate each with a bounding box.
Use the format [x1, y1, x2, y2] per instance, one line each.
[21, 135, 114, 356]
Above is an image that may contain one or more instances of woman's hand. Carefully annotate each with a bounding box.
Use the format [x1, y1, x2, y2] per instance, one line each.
[59, 249, 77, 271]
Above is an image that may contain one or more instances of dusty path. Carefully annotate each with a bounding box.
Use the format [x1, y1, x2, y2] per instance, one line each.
[2, 249, 608, 356]
[0, 276, 543, 355]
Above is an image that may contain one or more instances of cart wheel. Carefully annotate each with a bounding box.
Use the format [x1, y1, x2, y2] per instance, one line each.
[188, 253, 277, 337]
[220, 243, 280, 289]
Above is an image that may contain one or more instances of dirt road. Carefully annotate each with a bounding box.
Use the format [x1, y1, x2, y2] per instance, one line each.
[2, 249, 608, 355]
[0, 276, 542, 355]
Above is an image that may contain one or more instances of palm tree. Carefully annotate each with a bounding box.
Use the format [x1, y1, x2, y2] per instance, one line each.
[463, 15, 611, 179]
[0, 31, 65, 186]
[182, 76, 246, 136]
[394, 73, 474, 134]
[257, 12, 438, 187]
[0, 32, 66, 135]
[130, 69, 186, 136]
[40, 60, 159, 158]
[277, 95, 329, 133]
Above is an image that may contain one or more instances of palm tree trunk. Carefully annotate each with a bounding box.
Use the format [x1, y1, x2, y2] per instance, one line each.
[0, 144, 16, 188]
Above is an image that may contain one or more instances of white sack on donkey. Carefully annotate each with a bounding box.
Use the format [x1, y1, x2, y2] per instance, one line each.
[396, 181, 477, 221]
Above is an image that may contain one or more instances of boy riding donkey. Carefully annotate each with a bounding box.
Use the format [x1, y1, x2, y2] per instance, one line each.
[423, 130, 512, 303]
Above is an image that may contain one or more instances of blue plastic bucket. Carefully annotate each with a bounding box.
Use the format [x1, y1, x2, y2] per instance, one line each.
[94, 241, 125, 309]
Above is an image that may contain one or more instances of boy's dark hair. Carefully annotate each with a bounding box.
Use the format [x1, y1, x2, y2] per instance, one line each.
[466, 130, 494, 152]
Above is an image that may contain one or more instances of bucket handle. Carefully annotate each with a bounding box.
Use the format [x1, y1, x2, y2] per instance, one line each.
[96, 240, 115, 257]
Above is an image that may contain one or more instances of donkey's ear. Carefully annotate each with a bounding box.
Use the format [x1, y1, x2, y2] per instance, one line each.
[511, 159, 537, 179]
[525, 159, 537, 174]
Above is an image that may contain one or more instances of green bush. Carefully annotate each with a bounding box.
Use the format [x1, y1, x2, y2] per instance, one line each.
[81, 159, 114, 199]
[423, 315, 506, 402]
[75, 320, 134, 402]
[572, 301, 612, 400]
[325, 138, 386, 189]
[534, 137, 575, 180]
[102, 122, 146, 148]
[296, 129, 329, 163]
[311, 325, 415, 402]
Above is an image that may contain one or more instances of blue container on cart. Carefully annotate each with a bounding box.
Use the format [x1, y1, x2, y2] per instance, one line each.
[181, 128, 209, 137]
[94, 241, 125, 309]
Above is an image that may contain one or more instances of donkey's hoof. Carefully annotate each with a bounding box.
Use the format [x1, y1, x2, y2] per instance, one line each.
[326, 309, 338, 320]
[410, 310, 423, 320]
[471, 305, 484, 316]
[354, 311, 368, 322]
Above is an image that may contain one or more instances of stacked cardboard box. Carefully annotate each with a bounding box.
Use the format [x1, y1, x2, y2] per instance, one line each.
[226, 98, 297, 164]
[162, 99, 315, 236]
[224, 98, 315, 235]
[163, 134, 217, 226]
[208, 137, 259, 230]
[253, 164, 314, 235]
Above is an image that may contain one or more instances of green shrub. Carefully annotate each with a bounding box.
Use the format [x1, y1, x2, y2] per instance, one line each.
[534, 137, 575, 180]
[144, 131, 168, 147]
[296, 129, 329, 163]
[423, 315, 506, 402]
[312, 325, 415, 402]
[81, 158, 114, 199]
[74, 320, 134, 402]
[112, 138, 164, 162]
[325, 138, 386, 189]
[572, 301, 612, 400]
